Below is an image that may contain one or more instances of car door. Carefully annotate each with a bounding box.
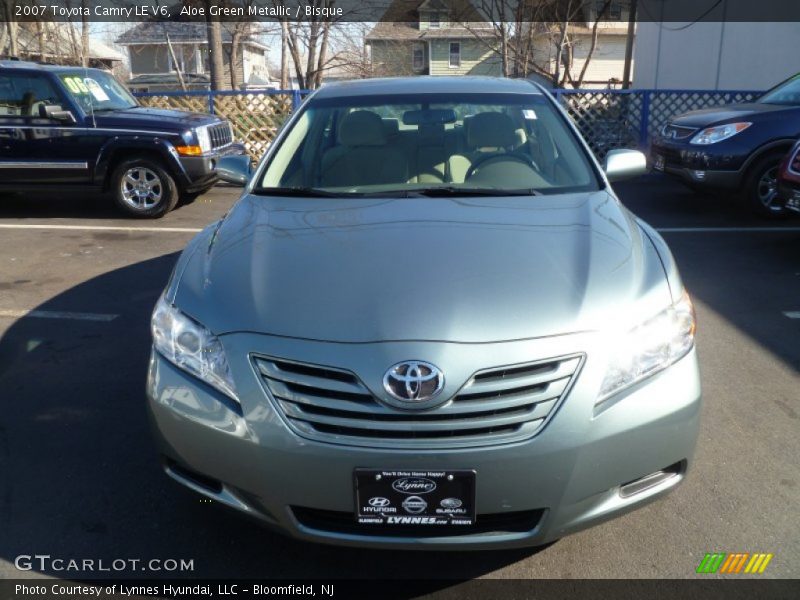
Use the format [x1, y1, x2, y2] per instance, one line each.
[0, 72, 91, 186]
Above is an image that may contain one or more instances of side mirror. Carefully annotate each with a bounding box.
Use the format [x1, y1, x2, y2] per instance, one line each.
[604, 149, 647, 182]
[216, 155, 252, 186]
[40, 105, 76, 123]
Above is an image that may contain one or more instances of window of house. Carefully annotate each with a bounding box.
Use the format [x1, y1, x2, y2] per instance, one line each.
[412, 45, 425, 70]
[595, 0, 623, 20]
[449, 42, 461, 68]
[429, 13, 441, 28]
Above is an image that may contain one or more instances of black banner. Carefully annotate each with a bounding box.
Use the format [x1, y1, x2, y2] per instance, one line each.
[2, 0, 800, 23]
[3, 579, 800, 600]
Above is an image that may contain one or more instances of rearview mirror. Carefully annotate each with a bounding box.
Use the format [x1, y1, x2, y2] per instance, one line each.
[41, 105, 76, 123]
[216, 155, 252, 186]
[604, 149, 647, 182]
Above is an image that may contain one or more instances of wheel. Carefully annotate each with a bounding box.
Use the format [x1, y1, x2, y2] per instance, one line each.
[743, 152, 788, 218]
[110, 158, 178, 218]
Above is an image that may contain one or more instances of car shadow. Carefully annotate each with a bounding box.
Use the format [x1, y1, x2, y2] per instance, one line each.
[0, 252, 549, 582]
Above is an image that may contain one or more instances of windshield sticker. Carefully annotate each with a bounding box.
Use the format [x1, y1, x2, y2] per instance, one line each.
[63, 76, 89, 95]
[85, 78, 110, 102]
[523, 109, 538, 120]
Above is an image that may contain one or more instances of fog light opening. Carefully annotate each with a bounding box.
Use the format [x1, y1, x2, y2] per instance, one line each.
[619, 461, 683, 498]
[164, 458, 223, 494]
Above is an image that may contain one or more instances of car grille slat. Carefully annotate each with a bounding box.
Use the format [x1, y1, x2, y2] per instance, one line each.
[206, 122, 232, 149]
[252, 354, 582, 449]
[660, 123, 698, 140]
[463, 357, 579, 394]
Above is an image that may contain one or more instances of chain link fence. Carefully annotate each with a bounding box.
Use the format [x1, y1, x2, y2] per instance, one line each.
[133, 88, 764, 162]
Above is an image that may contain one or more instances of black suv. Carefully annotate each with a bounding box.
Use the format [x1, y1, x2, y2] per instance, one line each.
[651, 73, 800, 217]
[0, 61, 245, 217]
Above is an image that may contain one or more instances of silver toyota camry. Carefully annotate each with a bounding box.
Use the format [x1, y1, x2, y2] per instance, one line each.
[147, 77, 701, 549]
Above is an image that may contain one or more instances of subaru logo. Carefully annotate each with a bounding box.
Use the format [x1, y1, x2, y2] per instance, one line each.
[401, 496, 428, 514]
[392, 477, 437, 495]
[383, 361, 444, 402]
[368, 497, 390, 508]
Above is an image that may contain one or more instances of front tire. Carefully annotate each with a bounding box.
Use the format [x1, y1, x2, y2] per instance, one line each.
[111, 158, 178, 218]
[743, 152, 787, 218]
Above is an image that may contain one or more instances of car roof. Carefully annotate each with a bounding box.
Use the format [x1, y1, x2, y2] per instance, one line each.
[313, 76, 543, 99]
[0, 60, 105, 75]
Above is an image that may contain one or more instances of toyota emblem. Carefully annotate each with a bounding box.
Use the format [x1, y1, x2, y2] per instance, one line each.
[383, 361, 444, 403]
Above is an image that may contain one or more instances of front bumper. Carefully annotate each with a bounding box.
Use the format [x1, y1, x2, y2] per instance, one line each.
[650, 139, 744, 190]
[146, 331, 702, 550]
[178, 142, 247, 193]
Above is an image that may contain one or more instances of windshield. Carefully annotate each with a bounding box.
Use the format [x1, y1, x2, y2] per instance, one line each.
[257, 92, 599, 197]
[58, 71, 138, 113]
[759, 73, 800, 106]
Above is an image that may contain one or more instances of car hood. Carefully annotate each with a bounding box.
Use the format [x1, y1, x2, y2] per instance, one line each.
[670, 102, 790, 128]
[92, 106, 221, 132]
[173, 191, 673, 343]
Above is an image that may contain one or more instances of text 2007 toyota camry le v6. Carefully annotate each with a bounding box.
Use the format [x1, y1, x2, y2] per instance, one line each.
[147, 77, 700, 549]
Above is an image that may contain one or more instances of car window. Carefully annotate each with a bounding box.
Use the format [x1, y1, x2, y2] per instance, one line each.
[258, 92, 599, 196]
[759, 74, 800, 106]
[0, 74, 64, 118]
[58, 71, 138, 114]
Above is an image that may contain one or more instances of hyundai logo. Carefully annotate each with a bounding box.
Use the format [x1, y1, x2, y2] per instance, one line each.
[392, 477, 437, 494]
[368, 497, 390, 508]
[383, 361, 444, 402]
[401, 496, 428, 514]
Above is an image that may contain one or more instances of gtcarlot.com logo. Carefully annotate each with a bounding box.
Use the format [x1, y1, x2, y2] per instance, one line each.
[696, 552, 774, 574]
[14, 555, 194, 573]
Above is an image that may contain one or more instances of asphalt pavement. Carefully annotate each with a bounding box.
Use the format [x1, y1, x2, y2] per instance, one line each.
[0, 176, 798, 580]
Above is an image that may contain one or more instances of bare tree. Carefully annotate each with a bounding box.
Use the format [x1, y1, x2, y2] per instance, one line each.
[204, 1, 226, 90]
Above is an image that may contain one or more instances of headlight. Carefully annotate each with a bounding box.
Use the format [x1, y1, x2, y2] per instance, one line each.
[598, 292, 696, 403]
[151, 294, 237, 401]
[690, 122, 751, 145]
[196, 126, 212, 153]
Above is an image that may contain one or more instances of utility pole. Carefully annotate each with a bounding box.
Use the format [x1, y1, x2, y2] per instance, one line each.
[622, 0, 638, 89]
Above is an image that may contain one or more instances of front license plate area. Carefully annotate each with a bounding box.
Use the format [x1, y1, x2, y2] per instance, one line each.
[355, 469, 476, 527]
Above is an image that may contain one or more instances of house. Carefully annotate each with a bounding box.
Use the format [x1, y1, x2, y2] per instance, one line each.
[4, 23, 125, 70]
[365, 0, 502, 77]
[115, 22, 271, 92]
[633, 20, 798, 90]
[524, 1, 633, 88]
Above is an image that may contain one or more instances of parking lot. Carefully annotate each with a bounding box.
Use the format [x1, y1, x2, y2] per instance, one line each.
[0, 176, 798, 580]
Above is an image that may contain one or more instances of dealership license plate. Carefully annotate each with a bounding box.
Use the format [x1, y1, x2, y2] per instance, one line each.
[355, 469, 476, 526]
[653, 154, 665, 171]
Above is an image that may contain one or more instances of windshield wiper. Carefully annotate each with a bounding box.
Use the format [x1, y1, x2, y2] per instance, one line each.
[408, 187, 541, 197]
[252, 186, 359, 198]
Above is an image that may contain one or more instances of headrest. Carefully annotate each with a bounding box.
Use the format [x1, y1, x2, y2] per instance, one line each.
[418, 122, 445, 145]
[339, 111, 387, 146]
[382, 118, 399, 137]
[467, 112, 517, 149]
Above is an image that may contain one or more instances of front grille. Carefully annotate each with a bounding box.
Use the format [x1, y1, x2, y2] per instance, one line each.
[252, 354, 582, 448]
[207, 122, 232, 149]
[660, 123, 698, 140]
[291, 506, 545, 537]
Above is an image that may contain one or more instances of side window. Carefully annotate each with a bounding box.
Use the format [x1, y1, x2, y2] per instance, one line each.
[0, 74, 64, 118]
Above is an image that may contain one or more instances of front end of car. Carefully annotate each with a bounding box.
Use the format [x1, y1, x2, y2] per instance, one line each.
[173, 121, 247, 194]
[145, 208, 701, 550]
[777, 140, 800, 214]
[650, 118, 755, 189]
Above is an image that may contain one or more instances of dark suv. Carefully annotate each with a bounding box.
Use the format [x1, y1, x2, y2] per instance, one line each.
[651, 73, 800, 217]
[0, 61, 245, 217]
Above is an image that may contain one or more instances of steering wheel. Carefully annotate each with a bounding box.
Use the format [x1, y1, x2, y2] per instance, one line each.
[465, 153, 539, 181]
